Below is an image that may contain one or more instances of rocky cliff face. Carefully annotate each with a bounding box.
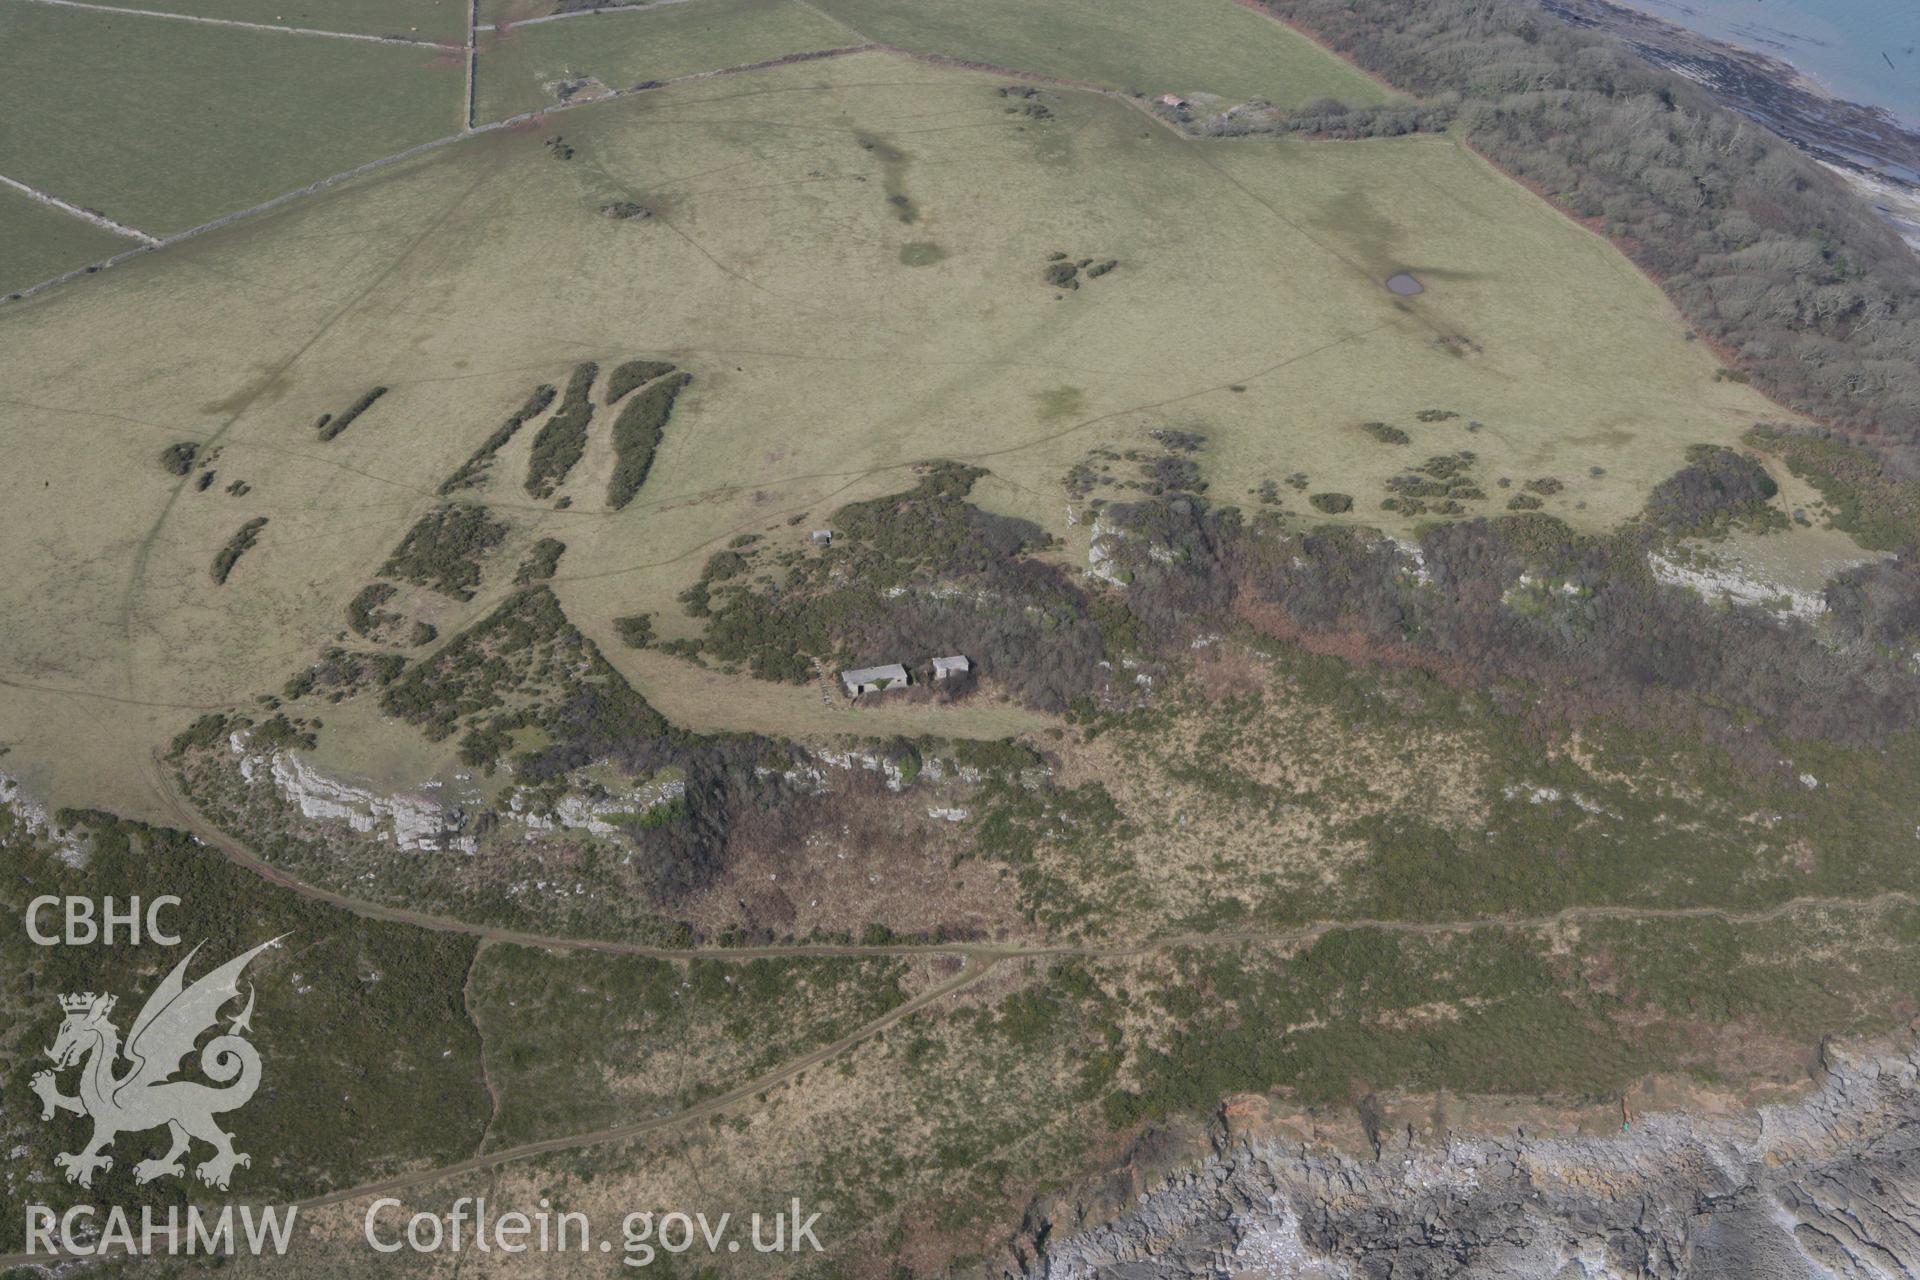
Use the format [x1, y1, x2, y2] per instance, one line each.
[1009, 1037, 1920, 1278]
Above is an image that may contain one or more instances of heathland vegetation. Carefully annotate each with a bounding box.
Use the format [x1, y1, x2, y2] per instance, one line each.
[0, 49, 1799, 824]
[0, 808, 486, 1254]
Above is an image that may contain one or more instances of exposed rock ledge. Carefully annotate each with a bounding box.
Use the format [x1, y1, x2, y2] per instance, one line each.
[1005, 1034, 1920, 1278]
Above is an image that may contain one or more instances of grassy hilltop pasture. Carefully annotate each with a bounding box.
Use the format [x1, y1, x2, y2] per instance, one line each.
[807, 0, 1393, 106]
[0, 3, 463, 235]
[472, 0, 860, 121]
[0, 184, 138, 297]
[0, 52, 1784, 821]
[479, 0, 577, 23]
[76, 0, 469, 41]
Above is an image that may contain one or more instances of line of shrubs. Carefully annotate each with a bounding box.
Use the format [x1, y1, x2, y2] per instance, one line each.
[315, 387, 387, 442]
[606, 359, 679, 405]
[607, 370, 691, 509]
[525, 364, 597, 499]
[210, 517, 267, 585]
[440, 384, 557, 494]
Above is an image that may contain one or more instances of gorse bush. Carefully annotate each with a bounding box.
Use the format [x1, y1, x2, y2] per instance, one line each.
[284, 647, 407, 702]
[159, 441, 199, 476]
[606, 359, 679, 405]
[1755, 426, 1920, 550]
[515, 538, 566, 585]
[441, 383, 557, 494]
[380, 504, 508, 600]
[315, 386, 387, 442]
[614, 613, 656, 648]
[347, 582, 401, 637]
[607, 370, 691, 509]
[210, 517, 268, 584]
[1642, 445, 1780, 535]
[525, 363, 598, 498]
[1360, 422, 1410, 445]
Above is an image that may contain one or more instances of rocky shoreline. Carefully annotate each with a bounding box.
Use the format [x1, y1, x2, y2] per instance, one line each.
[1541, 0, 1920, 249]
[1004, 1033, 1920, 1277]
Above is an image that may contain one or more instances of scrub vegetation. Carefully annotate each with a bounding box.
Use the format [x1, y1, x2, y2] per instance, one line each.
[606, 368, 691, 509]
[209, 516, 268, 584]
[525, 362, 598, 499]
[0, 809, 485, 1255]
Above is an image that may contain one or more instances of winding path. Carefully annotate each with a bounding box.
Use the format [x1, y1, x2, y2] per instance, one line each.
[152, 754, 1919, 966]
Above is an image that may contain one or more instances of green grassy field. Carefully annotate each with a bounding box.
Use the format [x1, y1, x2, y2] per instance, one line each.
[0, 3, 464, 235]
[479, 0, 588, 23]
[0, 184, 137, 295]
[0, 52, 1790, 821]
[82, 0, 468, 41]
[472, 0, 858, 121]
[807, 0, 1388, 105]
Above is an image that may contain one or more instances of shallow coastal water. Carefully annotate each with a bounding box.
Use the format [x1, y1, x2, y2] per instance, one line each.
[1619, 0, 1920, 125]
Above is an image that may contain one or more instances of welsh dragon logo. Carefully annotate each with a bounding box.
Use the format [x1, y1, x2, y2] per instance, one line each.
[31, 937, 282, 1191]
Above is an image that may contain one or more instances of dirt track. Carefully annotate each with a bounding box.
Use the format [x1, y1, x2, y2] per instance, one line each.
[153, 755, 1920, 967]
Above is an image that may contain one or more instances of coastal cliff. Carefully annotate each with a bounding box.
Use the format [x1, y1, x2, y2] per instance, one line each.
[1006, 1034, 1920, 1278]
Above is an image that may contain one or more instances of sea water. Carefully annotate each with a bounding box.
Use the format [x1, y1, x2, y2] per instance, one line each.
[1618, 0, 1920, 126]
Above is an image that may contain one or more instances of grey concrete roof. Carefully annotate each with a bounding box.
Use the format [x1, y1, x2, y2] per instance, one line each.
[841, 663, 909, 687]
